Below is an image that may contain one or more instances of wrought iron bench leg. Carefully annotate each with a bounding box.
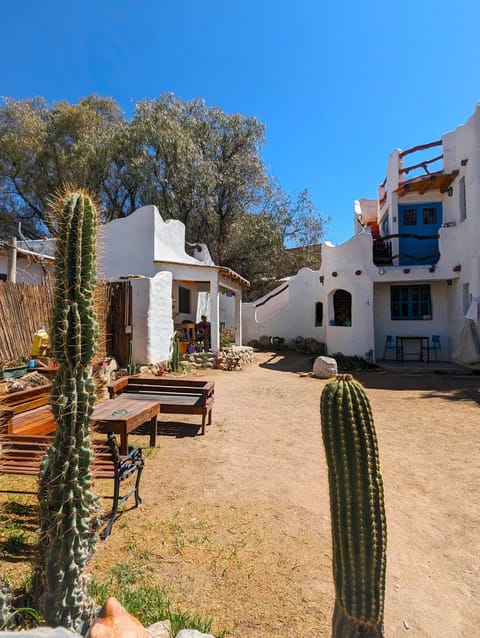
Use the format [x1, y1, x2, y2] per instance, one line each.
[102, 468, 121, 540]
[101, 435, 145, 539]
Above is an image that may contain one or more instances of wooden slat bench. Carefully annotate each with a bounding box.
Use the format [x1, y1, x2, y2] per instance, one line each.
[0, 387, 145, 539]
[107, 377, 215, 435]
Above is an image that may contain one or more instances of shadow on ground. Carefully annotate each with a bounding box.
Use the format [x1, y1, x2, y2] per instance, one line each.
[355, 369, 480, 404]
[258, 351, 314, 374]
[132, 421, 202, 439]
[257, 350, 480, 405]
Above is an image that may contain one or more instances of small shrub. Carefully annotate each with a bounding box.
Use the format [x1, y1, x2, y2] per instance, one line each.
[88, 562, 218, 635]
[330, 352, 377, 371]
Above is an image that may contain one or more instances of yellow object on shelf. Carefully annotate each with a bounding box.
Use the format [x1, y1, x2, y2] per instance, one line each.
[31, 326, 50, 357]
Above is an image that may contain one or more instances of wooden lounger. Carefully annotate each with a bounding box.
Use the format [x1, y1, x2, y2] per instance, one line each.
[107, 377, 215, 435]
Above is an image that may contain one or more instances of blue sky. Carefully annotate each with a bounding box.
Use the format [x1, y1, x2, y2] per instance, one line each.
[1, 0, 479, 245]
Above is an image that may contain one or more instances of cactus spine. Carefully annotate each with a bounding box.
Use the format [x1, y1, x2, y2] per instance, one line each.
[38, 190, 100, 631]
[320, 374, 387, 638]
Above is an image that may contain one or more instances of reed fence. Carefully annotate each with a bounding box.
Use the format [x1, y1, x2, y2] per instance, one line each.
[0, 281, 114, 364]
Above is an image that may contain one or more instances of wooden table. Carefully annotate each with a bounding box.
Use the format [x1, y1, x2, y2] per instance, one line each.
[396, 336, 430, 363]
[91, 396, 160, 455]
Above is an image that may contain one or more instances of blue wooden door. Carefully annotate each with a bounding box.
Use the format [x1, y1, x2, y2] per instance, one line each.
[398, 202, 442, 265]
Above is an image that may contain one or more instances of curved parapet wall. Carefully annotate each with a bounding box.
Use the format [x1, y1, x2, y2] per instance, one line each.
[243, 233, 377, 358]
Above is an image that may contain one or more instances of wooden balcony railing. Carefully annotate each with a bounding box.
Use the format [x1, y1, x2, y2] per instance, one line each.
[378, 139, 443, 203]
[373, 234, 440, 266]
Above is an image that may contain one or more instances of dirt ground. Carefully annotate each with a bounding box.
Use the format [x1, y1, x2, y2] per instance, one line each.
[1, 350, 479, 637]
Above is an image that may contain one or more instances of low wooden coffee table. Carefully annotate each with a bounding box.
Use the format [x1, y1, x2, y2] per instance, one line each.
[91, 396, 160, 455]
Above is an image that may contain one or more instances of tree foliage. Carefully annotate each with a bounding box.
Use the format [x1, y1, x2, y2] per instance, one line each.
[0, 94, 328, 297]
[0, 96, 122, 234]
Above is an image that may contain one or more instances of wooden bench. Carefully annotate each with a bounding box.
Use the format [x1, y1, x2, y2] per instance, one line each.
[0, 386, 145, 539]
[107, 376, 215, 435]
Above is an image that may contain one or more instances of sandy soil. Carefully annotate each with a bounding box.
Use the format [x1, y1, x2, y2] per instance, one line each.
[1, 351, 479, 636]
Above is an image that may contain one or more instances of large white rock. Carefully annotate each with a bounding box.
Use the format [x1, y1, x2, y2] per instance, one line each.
[312, 356, 338, 379]
[147, 620, 171, 638]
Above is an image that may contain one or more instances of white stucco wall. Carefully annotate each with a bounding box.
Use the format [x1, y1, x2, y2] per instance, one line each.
[373, 280, 452, 359]
[0, 255, 54, 284]
[98, 205, 210, 281]
[322, 235, 376, 358]
[354, 198, 378, 233]
[130, 271, 173, 364]
[243, 233, 377, 357]
[243, 268, 324, 345]
[98, 207, 156, 279]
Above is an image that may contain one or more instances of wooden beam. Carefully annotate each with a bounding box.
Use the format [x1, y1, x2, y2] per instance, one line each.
[7, 237, 17, 283]
[399, 139, 442, 158]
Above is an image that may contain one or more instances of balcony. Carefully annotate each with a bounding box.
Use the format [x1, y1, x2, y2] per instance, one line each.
[373, 234, 440, 266]
[378, 139, 459, 205]
[373, 239, 392, 265]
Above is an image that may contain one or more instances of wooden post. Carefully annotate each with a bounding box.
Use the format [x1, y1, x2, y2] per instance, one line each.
[7, 237, 17, 283]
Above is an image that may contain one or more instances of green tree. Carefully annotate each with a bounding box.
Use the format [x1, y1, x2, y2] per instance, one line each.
[0, 95, 124, 233]
[130, 95, 327, 297]
[0, 94, 328, 296]
[130, 95, 270, 256]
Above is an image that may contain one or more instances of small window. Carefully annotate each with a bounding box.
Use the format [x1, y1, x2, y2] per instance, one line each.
[459, 177, 467, 222]
[391, 285, 431, 320]
[423, 207, 437, 225]
[315, 302, 323, 326]
[178, 286, 191, 313]
[333, 289, 352, 326]
[381, 212, 389, 236]
[402, 209, 417, 226]
[0, 273, 7, 282]
[462, 283, 471, 315]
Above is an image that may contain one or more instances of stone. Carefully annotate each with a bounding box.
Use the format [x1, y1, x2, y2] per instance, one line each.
[147, 620, 172, 638]
[179, 360, 198, 368]
[312, 355, 338, 379]
[258, 335, 272, 348]
[304, 337, 321, 354]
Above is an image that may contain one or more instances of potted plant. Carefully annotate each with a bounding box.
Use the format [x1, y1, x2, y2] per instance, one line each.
[0, 358, 28, 379]
[220, 329, 234, 350]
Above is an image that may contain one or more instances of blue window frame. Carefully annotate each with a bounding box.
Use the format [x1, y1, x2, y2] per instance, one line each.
[391, 285, 432, 320]
[381, 214, 389, 236]
[398, 202, 442, 265]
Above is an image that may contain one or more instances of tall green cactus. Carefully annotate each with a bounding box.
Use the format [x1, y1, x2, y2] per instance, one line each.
[38, 190, 100, 631]
[171, 332, 180, 372]
[320, 374, 387, 638]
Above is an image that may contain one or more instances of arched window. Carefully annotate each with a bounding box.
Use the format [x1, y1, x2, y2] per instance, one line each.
[315, 302, 323, 326]
[333, 289, 352, 326]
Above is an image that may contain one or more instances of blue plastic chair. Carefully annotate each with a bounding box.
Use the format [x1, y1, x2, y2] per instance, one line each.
[431, 335, 442, 360]
[421, 335, 442, 360]
[383, 335, 400, 360]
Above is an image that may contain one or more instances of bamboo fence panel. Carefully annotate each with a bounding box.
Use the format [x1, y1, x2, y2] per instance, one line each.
[0, 282, 54, 363]
[0, 281, 114, 364]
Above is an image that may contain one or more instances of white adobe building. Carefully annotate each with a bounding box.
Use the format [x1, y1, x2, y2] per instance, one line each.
[98, 205, 249, 363]
[0, 207, 249, 365]
[243, 105, 480, 366]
